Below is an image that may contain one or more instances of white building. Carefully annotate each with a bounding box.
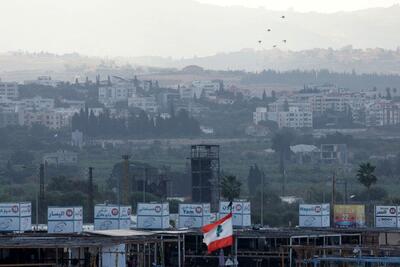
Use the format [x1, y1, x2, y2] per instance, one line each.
[61, 99, 86, 110]
[0, 82, 19, 99]
[277, 107, 313, 128]
[309, 94, 351, 113]
[24, 76, 62, 87]
[256, 100, 313, 128]
[180, 80, 221, 100]
[98, 83, 136, 106]
[128, 96, 158, 113]
[365, 100, 400, 127]
[22, 96, 55, 110]
[253, 107, 268, 125]
[21, 108, 79, 129]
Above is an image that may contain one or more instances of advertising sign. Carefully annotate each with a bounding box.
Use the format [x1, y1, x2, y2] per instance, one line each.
[334, 205, 365, 228]
[178, 203, 210, 228]
[48, 207, 83, 233]
[375, 206, 399, 228]
[94, 205, 132, 230]
[299, 204, 330, 228]
[219, 201, 251, 227]
[137, 203, 169, 229]
[0, 202, 31, 232]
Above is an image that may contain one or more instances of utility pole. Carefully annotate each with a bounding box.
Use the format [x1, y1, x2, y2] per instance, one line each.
[143, 167, 148, 202]
[38, 163, 45, 224]
[88, 167, 94, 223]
[281, 169, 286, 197]
[331, 171, 336, 226]
[261, 171, 265, 226]
[122, 155, 130, 205]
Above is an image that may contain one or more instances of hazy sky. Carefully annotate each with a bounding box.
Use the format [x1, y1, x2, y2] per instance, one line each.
[0, 0, 399, 58]
[197, 0, 400, 12]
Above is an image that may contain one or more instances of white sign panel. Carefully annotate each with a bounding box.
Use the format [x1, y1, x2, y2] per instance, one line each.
[219, 201, 251, 227]
[48, 207, 83, 233]
[0, 202, 32, 232]
[375, 206, 400, 228]
[376, 217, 397, 228]
[299, 204, 330, 228]
[137, 203, 169, 229]
[178, 203, 211, 228]
[94, 205, 132, 230]
[375, 206, 397, 217]
[299, 204, 330, 216]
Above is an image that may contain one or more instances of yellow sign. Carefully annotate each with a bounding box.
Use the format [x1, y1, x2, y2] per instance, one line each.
[334, 205, 365, 228]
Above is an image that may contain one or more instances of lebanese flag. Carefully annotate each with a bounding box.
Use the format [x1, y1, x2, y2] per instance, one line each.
[202, 213, 233, 253]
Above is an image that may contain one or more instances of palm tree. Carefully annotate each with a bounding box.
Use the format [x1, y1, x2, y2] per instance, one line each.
[357, 162, 377, 198]
[271, 128, 295, 196]
[221, 175, 242, 202]
[357, 162, 377, 226]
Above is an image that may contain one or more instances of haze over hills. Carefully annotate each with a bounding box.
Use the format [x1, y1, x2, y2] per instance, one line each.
[2, 46, 400, 82]
[1, 0, 400, 58]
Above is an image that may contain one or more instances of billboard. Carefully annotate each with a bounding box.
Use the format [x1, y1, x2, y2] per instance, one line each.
[0, 202, 31, 232]
[178, 203, 211, 228]
[334, 205, 365, 228]
[48, 207, 83, 233]
[219, 201, 251, 227]
[137, 203, 169, 229]
[94, 205, 132, 230]
[375, 206, 399, 228]
[299, 204, 330, 228]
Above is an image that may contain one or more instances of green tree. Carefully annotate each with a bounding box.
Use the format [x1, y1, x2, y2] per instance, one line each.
[262, 90, 267, 101]
[357, 162, 377, 193]
[356, 162, 377, 226]
[221, 175, 241, 202]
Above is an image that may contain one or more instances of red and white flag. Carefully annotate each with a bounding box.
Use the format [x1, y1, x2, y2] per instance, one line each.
[202, 213, 233, 253]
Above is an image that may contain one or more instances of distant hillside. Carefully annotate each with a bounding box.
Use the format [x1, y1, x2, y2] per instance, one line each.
[2, 46, 400, 82]
[127, 47, 400, 74]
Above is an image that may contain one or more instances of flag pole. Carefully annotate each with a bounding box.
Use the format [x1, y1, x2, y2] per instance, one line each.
[229, 201, 238, 267]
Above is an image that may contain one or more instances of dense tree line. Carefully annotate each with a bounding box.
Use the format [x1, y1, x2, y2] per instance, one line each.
[242, 69, 400, 90]
[72, 108, 201, 138]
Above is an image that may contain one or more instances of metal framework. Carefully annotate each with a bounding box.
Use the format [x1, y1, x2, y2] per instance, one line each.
[190, 145, 220, 211]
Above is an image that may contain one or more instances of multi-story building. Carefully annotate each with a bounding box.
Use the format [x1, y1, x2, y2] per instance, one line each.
[98, 83, 136, 106]
[22, 96, 55, 110]
[61, 99, 86, 110]
[0, 82, 19, 99]
[24, 76, 62, 87]
[180, 80, 221, 100]
[365, 100, 400, 127]
[128, 96, 158, 113]
[277, 107, 313, 128]
[255, 100, 313, 128]
[21, 108, 79, 129]
[309, 94, 351, 113]
[253, 107, 267, 125]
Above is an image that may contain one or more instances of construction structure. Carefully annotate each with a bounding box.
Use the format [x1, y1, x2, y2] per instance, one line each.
[1, 228, 400, 266]
[190, 145, 220, 210]
[87, 167, 94, 223]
